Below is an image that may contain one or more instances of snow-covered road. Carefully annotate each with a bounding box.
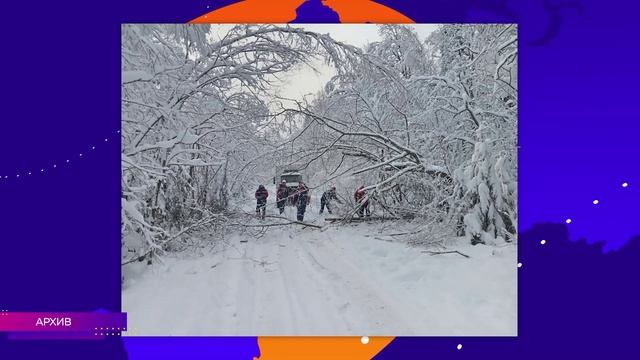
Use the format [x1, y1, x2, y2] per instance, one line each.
[123, 209, 517, 336]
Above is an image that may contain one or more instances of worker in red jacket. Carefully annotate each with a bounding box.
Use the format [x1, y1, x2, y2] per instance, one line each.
[276, 180, 289, 214]
[354, 185, 370, 217]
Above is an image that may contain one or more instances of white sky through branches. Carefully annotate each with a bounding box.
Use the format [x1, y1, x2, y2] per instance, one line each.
[277, 24, 439, 102]
[209, 24, 439, 105]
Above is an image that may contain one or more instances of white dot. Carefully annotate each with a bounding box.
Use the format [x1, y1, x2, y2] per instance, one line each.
[457, 344, 463, 350]
[565, 218, 572, 224]
[592, 199, 599, 205]
[622, 182, 628, 188]
[16, 174, 19, 178]
[53, 165, 57, 168]
[41, 169, 44, 172]
[79, 153, 83, 157]
[66, 160, 70, 163]
[540, 239, 546, 245]
[517, 262, 522, 268]
[92, 146, 95, 150]
[360, 336, 369, 344]
[28, 172, 31, 175]
[105, 138, 108, 142]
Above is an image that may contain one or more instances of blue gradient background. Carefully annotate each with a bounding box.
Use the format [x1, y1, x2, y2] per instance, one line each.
[0, 0, 638, 358]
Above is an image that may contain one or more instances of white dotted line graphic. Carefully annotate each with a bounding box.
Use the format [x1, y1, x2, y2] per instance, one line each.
[0, 130, 119, 182]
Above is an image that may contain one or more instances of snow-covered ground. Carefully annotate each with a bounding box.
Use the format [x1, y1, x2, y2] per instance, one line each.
[123, 205, 517, 336]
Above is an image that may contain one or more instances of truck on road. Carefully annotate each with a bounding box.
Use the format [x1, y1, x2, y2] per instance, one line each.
[274, 169, 306, 205]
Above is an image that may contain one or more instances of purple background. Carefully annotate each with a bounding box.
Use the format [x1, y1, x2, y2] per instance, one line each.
[1, 0, 638, 358]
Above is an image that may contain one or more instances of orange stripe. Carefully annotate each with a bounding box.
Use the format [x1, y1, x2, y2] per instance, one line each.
[254, 336, 395, 360]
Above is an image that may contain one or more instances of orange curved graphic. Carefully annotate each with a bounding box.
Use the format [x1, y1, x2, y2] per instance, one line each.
[189, 0, 414, 24]
[254, 337, 395, 360]
[190, 0, 305, 24]
[322, 0, 413, 23]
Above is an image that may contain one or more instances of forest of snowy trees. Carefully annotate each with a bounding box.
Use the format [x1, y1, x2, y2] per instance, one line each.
[121, 24, 517, 268]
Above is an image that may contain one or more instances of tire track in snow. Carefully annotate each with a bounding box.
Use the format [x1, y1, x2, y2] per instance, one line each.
[293, 229, 418, 334]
